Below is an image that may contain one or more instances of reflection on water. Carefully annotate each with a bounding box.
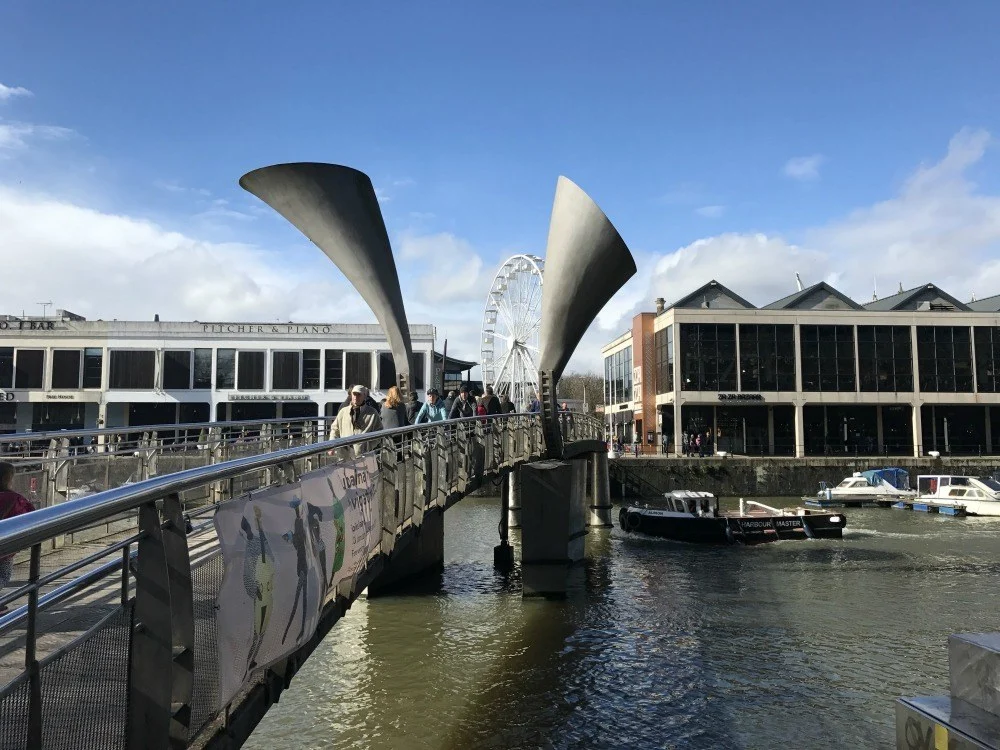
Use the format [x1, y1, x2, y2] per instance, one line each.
[246, 498, 1000, 749]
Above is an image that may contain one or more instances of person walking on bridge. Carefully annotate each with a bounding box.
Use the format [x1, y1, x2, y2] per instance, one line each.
[0, 462, 35, 613]
[414, 389, 447, 423]
[449, 385, 476, 419]
[330, 385, 382, 458]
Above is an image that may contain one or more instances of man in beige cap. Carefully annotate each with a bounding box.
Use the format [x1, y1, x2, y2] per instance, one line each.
[329, 385, 382, 457]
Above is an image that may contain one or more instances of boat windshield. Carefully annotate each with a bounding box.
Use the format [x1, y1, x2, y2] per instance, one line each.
[979, 477, 1000, 491]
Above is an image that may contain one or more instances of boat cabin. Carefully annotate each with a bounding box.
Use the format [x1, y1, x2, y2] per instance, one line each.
[661, 490, 719, 517]
[916, 475, 1000, 500]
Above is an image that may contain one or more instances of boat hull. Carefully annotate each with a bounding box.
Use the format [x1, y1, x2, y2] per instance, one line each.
[619, 507, 846, 545]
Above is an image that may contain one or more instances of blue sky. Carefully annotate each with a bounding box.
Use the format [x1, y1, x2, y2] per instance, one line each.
[1, 1, 999, 372]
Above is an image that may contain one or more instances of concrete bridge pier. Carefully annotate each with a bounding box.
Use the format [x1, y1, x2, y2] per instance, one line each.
[587, 451, 612, 527]
[520, 459, 588, 597]
[506, 469, 522, 529]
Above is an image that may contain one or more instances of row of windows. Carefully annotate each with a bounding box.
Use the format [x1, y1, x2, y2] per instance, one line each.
[604, 346, 632, 404]
[605, 324, 1000, 395]
[0, 347, 427, 392]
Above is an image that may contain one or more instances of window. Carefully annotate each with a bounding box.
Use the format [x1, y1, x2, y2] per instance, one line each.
[302, 349, 321, 389]
[237, 351, 266, 390]
[216, 349, 236, 389]
[52, 350, 82, 389]
[0, 348, 12, 389]
[109, 350, 155, 389]
[324, 350, 344, 390]
[974, 327, 1000, 393]
[411, 352, 426, 390]
[858, 326, 912, 392]
[272, 351, 301, 390]
[193, 349, 212, 389]
[15, 350, 45, 389]
[739, 324, 796, 391]
[377, 352, 397, 390]
[604, 354, 612, 404]
[679, 324, 737, 391]
[345, 352, 372, 390]
[917, 326, 972, 392]
[83, 348, 103, 389]
[654, 326, 674, 393]
[800, 325, 855, 392]
[163, 350, 192, 390]
[605, 346, 633, 403]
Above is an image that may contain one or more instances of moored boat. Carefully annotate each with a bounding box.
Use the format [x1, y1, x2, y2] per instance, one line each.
[619, 491, 846, 545]
[805, 467, 916, 508]
[915, 475, 1000, 517]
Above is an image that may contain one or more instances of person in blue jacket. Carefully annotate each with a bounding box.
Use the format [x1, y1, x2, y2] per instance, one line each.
[414, 388, 448, 423]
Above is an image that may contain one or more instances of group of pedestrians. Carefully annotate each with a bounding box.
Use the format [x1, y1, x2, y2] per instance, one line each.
[328, 383, 518, 454]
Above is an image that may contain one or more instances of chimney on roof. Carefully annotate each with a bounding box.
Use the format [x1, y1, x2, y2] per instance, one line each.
[154, 313, 160, 322]
[899, 282, 904, 293]
[654, 297, 665, 314]
[795, 272, 804, 292]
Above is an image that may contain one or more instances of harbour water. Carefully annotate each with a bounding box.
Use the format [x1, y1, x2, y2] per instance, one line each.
[246, 497, 1000, 749]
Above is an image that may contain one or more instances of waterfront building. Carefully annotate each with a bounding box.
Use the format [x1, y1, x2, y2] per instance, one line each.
[0, 310, 449, 434]
[601, 280, 1000, 458]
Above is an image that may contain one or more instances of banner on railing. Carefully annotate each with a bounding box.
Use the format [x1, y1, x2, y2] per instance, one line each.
[214, 452, 381, 706]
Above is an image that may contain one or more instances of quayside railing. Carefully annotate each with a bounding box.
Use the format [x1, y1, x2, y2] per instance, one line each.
[0, 411, 602, 750]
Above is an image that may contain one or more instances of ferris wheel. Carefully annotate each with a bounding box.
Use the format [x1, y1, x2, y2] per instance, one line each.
[481, 254, 545, 410]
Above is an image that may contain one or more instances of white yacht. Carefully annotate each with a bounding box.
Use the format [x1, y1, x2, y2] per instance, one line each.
[916, 475, 1000, 517]
[812, 468, 916, 506]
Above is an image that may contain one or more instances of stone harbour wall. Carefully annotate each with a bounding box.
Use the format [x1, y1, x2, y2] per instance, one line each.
[610, 456, 1000, 498]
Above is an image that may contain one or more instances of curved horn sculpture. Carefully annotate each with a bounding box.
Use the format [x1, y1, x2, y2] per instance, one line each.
[240, 163, 413, 395]
[538, 176, 636, 456]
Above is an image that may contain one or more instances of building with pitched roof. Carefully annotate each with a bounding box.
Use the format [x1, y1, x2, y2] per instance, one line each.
[602, 279, 1000, 458]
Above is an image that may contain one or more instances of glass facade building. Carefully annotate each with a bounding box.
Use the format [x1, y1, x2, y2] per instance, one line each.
[601, 279, 1000, 458]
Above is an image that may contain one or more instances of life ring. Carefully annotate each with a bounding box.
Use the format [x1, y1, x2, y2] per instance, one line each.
[626, 511, 643, 532]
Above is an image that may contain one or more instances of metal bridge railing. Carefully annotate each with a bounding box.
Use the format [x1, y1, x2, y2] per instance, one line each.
[0, 411, 602, 749]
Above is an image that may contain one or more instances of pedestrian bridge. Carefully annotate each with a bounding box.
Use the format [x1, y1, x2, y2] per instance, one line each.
[0, 411, 606, 749]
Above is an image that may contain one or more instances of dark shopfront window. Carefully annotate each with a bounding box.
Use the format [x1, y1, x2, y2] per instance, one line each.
[345, 352, 372, 390]
[325, 350, 344, 390]
[917, 326, 973, 392]
[680, 324, 736, 391]
[654, 326, 673, 393]
[15, 349, 44, 389]
[974, 327, 1000, 393]
[109, 350, 155, 390]
[237, 351, 266, 390]
[921, 404, 985, 455]
[738, 324, 795, 391]
[604, 347, 632, 404]
[163, 350, 192, 390]
[800, 325, 855, 392]
[803, 405, 878, 456]
[272, 351, 301, 390]
[51, 350, 82, 389]
[858, 326, 912, 392]
[216, 349, 236, 389]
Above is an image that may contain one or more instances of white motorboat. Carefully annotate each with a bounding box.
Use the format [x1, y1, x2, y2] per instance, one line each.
[915, 475, 1000, 517]
[808, 468, 916, 507]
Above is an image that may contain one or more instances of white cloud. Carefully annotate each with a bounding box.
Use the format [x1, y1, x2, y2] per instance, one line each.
[153, 179, 211, 197]
[0, 122, 73, 152]
[783, 154, 825, 181]
[0, 83, 32, 102]
[0, 185, 370, 324]
[695, 204, 725, 218]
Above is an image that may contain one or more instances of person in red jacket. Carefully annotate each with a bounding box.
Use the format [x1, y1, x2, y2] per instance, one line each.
[0, 462, 35, 613]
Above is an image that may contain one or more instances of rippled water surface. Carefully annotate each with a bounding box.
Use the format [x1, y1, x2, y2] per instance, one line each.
[245, 497, 1000, 749]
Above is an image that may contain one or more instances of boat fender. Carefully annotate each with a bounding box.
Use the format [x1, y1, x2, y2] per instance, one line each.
[626, 511, 643, 532]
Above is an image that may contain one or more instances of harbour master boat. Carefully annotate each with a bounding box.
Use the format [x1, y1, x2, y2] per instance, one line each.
[619, 490, 847, 545]
[806, 467, 916, 507]
[913, 475, 1000, 517]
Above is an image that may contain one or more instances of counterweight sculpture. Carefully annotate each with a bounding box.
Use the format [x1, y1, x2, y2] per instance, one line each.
[537, 176, 637, 456]
[240, 163, 414, 395]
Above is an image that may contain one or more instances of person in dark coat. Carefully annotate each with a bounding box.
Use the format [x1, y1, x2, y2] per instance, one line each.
[443, 390, 457, 416]
[405, 392, 422, 424]
[499, 394, 516, 413]
[449, 385, 476, 419]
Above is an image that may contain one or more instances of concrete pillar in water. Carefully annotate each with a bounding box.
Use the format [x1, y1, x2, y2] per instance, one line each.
[506, 468, 522, 529]
[587, 452, 612, 527]
[520, 459, 588, 597]
[912, 403, 923, 457]
[367, 507, 444, 597]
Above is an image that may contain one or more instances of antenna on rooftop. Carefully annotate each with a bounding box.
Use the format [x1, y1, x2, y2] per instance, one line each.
[898, 282, 904, 294]
[794, 272, 804, 292]
[872, 274, 877, 302]
[972, 292, 978, 302]
[37, 301, 52, 318]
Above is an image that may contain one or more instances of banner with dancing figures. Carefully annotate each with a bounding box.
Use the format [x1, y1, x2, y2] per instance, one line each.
[215, 452, 382, 706]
